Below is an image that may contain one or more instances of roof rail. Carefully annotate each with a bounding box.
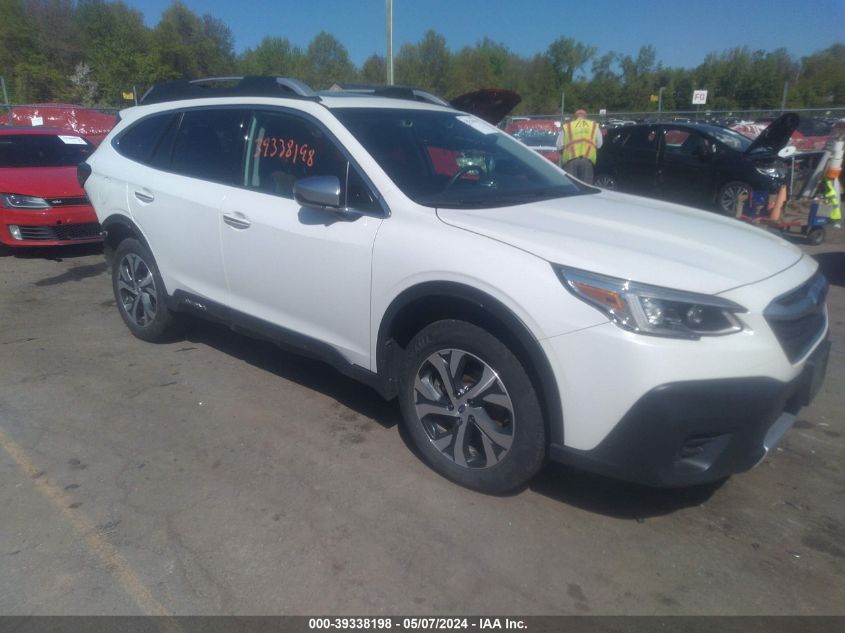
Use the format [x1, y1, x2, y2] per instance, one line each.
[324, 83, 449, 107]
[139, 76, 319, 105]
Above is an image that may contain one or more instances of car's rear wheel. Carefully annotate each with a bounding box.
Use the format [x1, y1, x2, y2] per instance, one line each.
[716, 181, 751, 216]
[399, 320, 546, 494]
[806, 227, 826, 245]
[112, 238, 182, 342]
[594, 173, 617, 190]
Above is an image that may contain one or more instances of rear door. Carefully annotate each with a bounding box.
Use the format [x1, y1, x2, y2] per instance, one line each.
[122, 107, 249, 304]
[607, 126, 659, 194]
[656, 126, 716, 206]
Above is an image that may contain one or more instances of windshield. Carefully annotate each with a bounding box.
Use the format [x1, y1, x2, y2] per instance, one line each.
[0, 134, 94, 167]
[510, 128, 559, 148]
[710, 127, 752, 152]
[334, 108, 588, 209]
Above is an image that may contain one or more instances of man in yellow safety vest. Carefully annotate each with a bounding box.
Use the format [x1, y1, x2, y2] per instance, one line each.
[556, 108, 602, 184]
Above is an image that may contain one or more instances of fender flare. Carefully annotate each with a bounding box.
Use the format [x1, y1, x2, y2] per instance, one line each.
[100, 213, 152, 252]
[376, 281, 564, 447]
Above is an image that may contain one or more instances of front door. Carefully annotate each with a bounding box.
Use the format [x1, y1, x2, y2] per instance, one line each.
[219, 109, 384, 368]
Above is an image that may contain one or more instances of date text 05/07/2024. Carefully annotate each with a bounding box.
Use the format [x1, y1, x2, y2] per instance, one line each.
[308, 618, 527, 630]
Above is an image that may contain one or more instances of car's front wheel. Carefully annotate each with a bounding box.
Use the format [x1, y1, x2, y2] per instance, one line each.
[399, 320, 546, 494]
[716, 181, 751, 216]
[594, 173, 618, 190]
[112, 238, 182, 342]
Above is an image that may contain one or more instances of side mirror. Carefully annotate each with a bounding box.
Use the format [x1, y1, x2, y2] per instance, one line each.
[293, 175, 359, 220]
[294, 175, 341, 208]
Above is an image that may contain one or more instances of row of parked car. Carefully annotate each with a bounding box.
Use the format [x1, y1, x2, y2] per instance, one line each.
[3, 91, 839, 252]
[0, 76, 829, 495]
[505, 112, 845, 217]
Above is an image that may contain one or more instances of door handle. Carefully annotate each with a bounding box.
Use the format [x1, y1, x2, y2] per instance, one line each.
[222, 212, 251, 230]
[134, 190, 154, 203]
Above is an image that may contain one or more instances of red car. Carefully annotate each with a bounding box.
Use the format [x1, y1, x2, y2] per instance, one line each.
[504, 118, 562, 164]
[0, 127, 101, 249]
[0, 104, 117, 146]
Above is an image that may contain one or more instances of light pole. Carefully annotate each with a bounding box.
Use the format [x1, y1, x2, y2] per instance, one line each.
[386, 0, 394, 85]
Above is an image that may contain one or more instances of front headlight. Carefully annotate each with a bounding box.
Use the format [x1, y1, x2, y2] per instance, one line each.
[1, 193, 50, 209]
[755, 165, 784, 178]
[555, 265, 746, 339]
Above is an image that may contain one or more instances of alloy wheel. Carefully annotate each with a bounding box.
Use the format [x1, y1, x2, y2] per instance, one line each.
[719, 184, 749, 215]
[594, 174, 617, 190]
[413, 348, 515, 469]
[117, 253, 157, 327]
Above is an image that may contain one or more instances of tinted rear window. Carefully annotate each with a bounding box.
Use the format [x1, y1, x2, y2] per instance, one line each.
[0, 134, 94, 167]
[114, 113, 177, 164]
[623, 127, 657, 150]
[170, 109, 250, 185]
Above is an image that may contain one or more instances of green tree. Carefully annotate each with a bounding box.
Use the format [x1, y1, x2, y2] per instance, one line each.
[360, 54, 386, 84]
[512, 54, 559, 114]
[75, 0, 161, 104]
[152, 1, 233, 80]
[238, 36, 302, 76]
[23, 0, 83, 76]
[415, 30, 451, 95]
[200, 14, 236, 75]
[298, 31, 356, 89]
[794, 44, 845, 107]
[0, 0, 38, 101]
[546, 37, 596, 85]
[448, 38, 513, 97]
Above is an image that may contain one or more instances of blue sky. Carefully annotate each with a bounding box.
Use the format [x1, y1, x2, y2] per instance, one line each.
[126, 0, 845, 73]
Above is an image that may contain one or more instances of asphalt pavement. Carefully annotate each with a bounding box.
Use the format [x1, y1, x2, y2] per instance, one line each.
[0, 228, 843, 616]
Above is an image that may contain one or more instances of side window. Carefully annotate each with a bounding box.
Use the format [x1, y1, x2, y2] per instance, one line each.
[346, 165, 380, 212]
[170, 108, 250, 185]
[623, 127, 657, 151]
[609, 130, 628, 146]
[664, 127, 710, 157]
[245, 110, 381, 213]
[114, 113, 177, 164]
[149, 113, 181, 169]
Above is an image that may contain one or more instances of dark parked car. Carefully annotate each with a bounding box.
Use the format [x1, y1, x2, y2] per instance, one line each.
[594, 113, 799, 214]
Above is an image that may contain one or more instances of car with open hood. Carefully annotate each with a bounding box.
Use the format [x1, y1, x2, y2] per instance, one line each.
[80, 77, 828, 494]
[594, 113, 799, 215]
[0, 127, 101, 249]
[504, 118, 561, 164]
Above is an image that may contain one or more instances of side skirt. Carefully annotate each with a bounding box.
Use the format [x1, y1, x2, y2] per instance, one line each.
[168, 290, 390, 398]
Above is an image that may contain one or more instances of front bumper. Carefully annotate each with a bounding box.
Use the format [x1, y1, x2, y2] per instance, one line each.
[550, 338, 830, 487]
[0, 205, 102, 247]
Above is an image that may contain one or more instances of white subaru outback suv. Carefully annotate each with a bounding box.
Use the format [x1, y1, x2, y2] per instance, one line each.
[80, 77, 830, 493]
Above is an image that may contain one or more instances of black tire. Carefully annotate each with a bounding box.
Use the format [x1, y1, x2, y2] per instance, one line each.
[399, 320, 546, 494]
[111, 238, 183, 342]
[716, 181, 751, 216]
[807, 227, 825, 246]
[594, 173, 617, 190]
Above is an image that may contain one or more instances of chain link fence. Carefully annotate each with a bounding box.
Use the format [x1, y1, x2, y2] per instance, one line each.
[506, 107, 845, 125]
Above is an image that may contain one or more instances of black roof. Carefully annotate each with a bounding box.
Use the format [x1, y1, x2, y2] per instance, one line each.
[323, 83, 449, 106]
[140, 76, 320, 105]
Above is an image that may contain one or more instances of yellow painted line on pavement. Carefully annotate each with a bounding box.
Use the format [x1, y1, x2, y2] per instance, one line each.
[0, 426, 184, 632]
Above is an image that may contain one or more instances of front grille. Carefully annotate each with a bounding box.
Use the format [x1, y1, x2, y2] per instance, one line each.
[46, 196, 90, 207]
[764, 272, 828, 363]
[17, 222, 101, 241]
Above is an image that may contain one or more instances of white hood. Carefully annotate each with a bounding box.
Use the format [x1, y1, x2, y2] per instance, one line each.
[436, 191, 804, 295]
